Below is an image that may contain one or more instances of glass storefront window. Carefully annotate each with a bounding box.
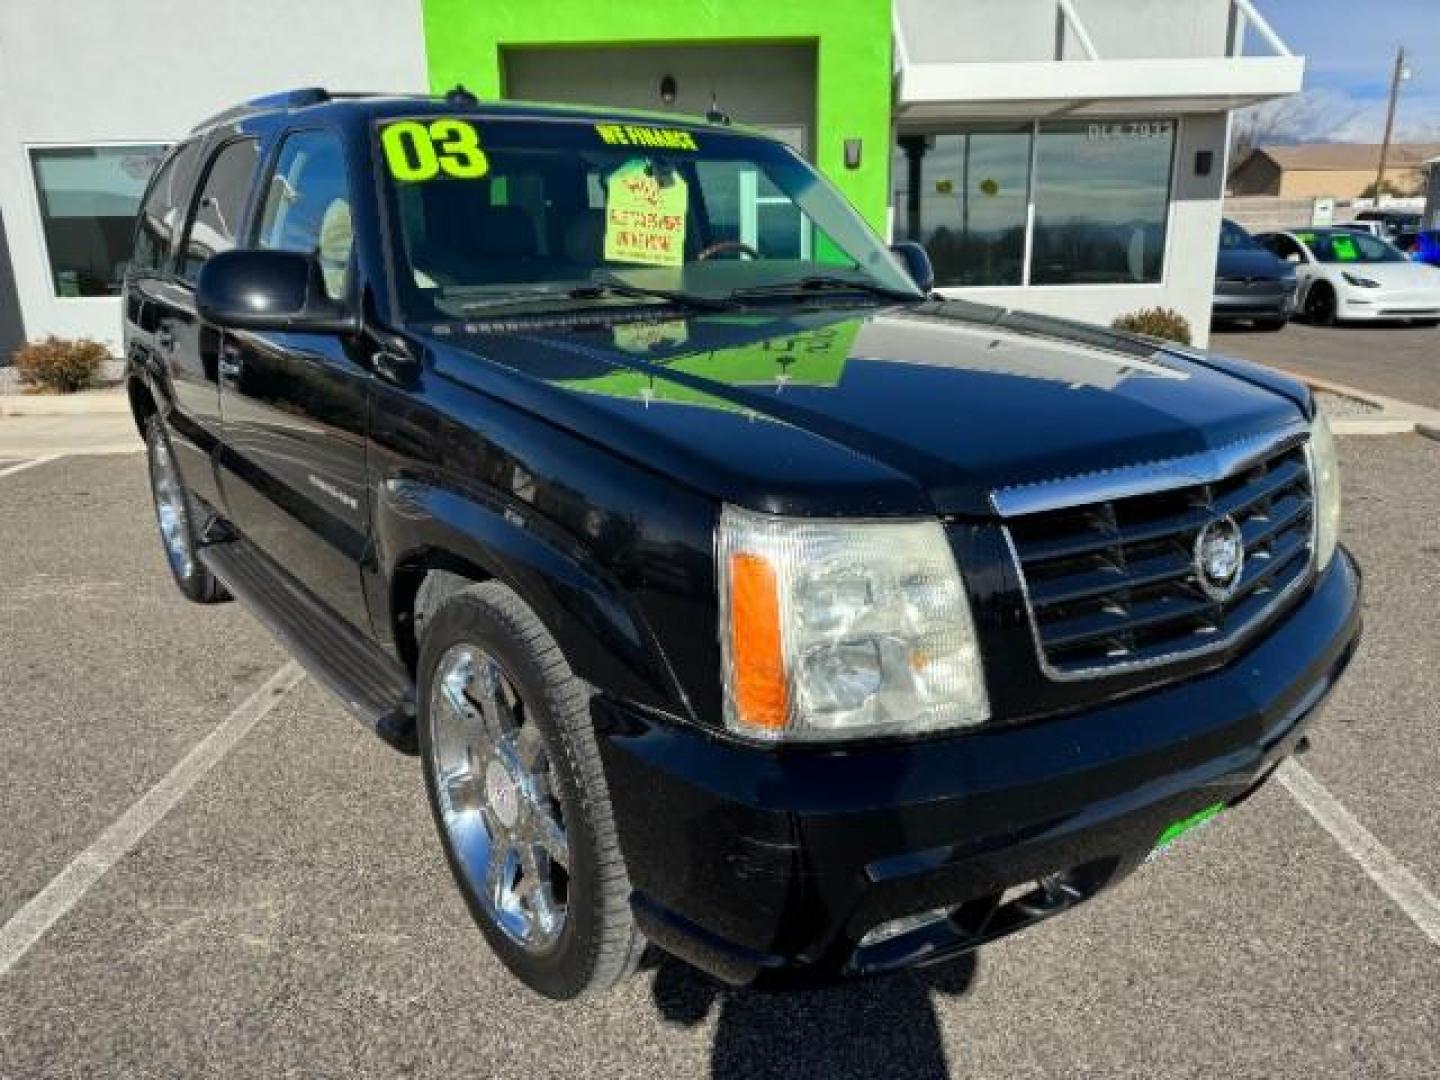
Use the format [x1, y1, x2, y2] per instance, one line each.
[893, 129, 1031, 286]
[891, 119, 1176, 289]
[30, 145, 167, 297]
[1030, 121, 1174, 285]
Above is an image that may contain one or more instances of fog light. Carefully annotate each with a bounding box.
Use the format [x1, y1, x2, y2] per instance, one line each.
[857, 907, 950, 948]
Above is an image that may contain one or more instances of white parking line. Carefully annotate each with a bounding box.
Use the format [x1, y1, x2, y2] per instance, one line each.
[1279, 759, 1440, 947]
[0, 662, 306, 977]
[0, 455, 60, 480]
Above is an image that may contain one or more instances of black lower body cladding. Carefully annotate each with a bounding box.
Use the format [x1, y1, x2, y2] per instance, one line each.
[596, 550, 1362, 986]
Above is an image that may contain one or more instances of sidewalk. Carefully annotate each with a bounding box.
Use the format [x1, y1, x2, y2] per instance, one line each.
[0, 413, 138, 459]
[0, 386, 128, 418]
[1295, 370, 1440, 438]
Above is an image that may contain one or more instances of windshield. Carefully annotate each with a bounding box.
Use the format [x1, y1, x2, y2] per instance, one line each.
[1219, 219, 1263, 252]
[1295, 229, 1408, 265]
[375, 115, 919, 320]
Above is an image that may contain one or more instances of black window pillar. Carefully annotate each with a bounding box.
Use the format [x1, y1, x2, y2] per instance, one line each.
[0, 208, 25, 363]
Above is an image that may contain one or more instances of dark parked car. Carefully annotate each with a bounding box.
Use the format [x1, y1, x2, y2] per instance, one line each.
[1394, 229, 1440, 268]
[1354, 208, 1423, 241]
[1212, 218, 1296, 329]
[124, 89, 1360, 1000]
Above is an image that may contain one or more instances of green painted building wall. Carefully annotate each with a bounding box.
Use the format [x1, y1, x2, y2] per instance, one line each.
[419, 0, 893, 230]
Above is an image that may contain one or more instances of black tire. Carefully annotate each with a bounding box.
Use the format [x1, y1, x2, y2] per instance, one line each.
[416, 580, 645, 999]
[144, 416, 228, 604]
[1303, 283, 1337, 326]
[1253, 315, 1288, 332]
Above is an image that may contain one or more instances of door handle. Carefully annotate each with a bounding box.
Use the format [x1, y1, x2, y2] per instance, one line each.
[155, 328, 175, 352]
[218, 345, 243, 381]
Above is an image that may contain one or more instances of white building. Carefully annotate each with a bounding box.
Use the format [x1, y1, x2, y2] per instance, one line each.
[0, 0, 1302, 361]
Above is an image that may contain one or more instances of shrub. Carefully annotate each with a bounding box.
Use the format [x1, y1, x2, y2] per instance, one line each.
[1111, 307, 1192, 346]
[11, 336, 110, 393]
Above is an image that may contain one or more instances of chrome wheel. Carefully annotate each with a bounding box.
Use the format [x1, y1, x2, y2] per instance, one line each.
[429, 643, 570, 953]
[149, 431, 194, 579]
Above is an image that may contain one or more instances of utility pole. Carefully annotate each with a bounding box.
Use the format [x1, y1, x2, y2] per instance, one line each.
[1373, 46, 1410, 205]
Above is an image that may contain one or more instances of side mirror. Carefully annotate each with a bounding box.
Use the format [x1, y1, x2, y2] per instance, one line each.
[890, 241, 935, 294]
[1285, 253, 1301, 264]
[196, 249, 358, 335]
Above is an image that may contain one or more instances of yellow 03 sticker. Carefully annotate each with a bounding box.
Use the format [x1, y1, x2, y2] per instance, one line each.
[381, 119, 489, 181]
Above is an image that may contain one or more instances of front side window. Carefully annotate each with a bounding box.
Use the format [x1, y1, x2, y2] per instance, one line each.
[377, 116, 917, 321]
[180, 138, 260, 284]
[256, 129, 355, 300]
[31, 144, 167, 296]
[1261, 234, 1304, 262]
[131, 142, 199, 276]
[891, 119, 1177, 288]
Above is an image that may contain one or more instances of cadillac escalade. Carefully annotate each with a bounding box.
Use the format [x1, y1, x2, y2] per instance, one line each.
[123, 88, 1361, 1000]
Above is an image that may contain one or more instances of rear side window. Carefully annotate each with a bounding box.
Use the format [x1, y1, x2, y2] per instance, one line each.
[180, 138, 260, 284]
[131, 141, 201, 275]
[255, 129, 354, 300]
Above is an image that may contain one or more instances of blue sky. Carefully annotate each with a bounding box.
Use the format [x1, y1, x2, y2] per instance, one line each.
[1246, 0, 1440, 142]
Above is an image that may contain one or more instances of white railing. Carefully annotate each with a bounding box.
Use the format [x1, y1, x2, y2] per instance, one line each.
[1055, 0, 1100, 60]
[1228, 0, 1294, 57]
[897, 0, 1296, 69]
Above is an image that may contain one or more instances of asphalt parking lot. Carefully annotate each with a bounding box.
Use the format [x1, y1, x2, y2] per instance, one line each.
[0, 433, 1436, 1079]
[1214, 320, 1440, 411]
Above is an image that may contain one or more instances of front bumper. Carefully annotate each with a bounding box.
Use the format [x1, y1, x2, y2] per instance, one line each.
[1212, 289, 1295, 318]
[595, 550, 1361, 986]
[1339, 292, 1440, 319]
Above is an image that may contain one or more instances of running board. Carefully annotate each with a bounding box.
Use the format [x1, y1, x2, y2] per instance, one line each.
[199, 538, 417, 754]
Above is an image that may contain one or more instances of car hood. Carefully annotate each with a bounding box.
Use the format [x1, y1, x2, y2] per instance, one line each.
[420, 299, 1308, 517]
[1217, 247, 1289, 280]
[1333, 260, 1440, 290]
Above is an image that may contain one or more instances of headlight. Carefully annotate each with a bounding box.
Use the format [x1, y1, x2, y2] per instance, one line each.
[1341, 271, 1381, 288]
[717, 506, 989, 741]
[1308, 411, 1341, 570]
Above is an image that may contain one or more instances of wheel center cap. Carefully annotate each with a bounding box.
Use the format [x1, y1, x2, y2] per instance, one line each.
[485, 759, 520, 828]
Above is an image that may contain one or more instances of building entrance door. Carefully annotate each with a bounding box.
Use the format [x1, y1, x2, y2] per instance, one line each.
[503, 42, 815, 160]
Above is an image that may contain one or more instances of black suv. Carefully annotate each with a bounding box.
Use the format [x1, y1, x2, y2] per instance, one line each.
[124, 89, 1361, 1000]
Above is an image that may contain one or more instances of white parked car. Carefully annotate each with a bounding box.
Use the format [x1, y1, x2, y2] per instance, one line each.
[1257, 228, 1440, 327]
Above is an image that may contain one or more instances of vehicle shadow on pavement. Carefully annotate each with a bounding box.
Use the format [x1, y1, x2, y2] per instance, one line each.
[651, 952, 978, 1079]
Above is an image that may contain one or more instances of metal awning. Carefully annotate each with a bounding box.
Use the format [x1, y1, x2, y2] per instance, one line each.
[894, 0, 1305, 121]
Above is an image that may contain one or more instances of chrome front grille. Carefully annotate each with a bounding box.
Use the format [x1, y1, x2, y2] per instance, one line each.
[1003, 434, 1315, 679]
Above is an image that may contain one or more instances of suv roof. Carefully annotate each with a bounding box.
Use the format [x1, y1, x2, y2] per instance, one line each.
[191, 85, 760, 139]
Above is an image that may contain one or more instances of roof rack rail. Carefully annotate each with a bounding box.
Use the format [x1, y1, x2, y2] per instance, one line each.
[190, 87, 331, 132]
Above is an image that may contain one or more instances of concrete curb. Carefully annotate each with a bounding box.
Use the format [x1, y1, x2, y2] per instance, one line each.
[0, 388, 128, 417]
[1267, 365, 1440, 437]
[1330, 417, 1419, 436]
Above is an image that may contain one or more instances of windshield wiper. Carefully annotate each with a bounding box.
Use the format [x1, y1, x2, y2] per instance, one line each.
[456, 278, 734, 315]
[456, 286, 578, 313]
[728, 275, 920, 303]
[570, 274, 738, 312]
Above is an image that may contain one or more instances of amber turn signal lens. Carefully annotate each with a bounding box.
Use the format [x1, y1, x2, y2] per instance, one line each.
[728, 552, 788, 731]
